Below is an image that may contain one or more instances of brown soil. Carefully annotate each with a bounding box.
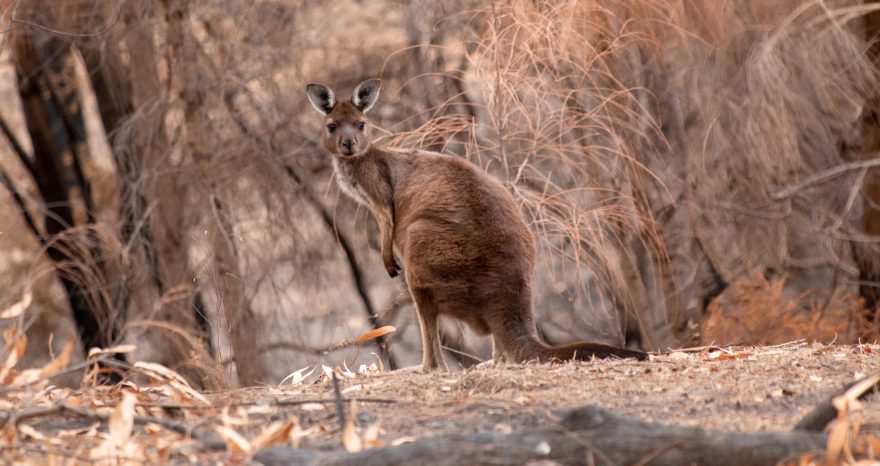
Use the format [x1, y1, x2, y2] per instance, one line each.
[1, 342, 878, 464]
[268, 342, 880, 449]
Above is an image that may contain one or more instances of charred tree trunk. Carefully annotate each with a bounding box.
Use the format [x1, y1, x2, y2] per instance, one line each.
[12, 33, 111, 353]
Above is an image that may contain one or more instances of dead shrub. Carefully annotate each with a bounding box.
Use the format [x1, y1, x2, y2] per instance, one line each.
[702, 270, 878, 345]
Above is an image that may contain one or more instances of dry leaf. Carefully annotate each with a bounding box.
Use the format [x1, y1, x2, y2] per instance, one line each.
[133, 361, 209, 404]
[342, 419, 362, 452]
[704, 351, 752, 361]
[342, 384, 362, 394]
[279, 366, 315, 386]
[108, 391, 137, 448]
[220, 406, 251, 427]
[370, 352, 386, 372]
[39, 338, 75, 378]
[288, 419, 306, 448]
[245, 405, 274, 416]
[356, 326, 396, 344]
[826, 419, 848, 466]
[390, 436, 417, 446]
[340, 361, 356, 378]
[2, 327, 17, 344]
[91, 391, 138, 461]
[215, 425, 251, 455]
[300, 403, 325, 411]
[11, 369, 43, 386]
[0, 331, 27, 383]
[838, 374, 880, 405]
[825, 374, 880, 466]
[251, 420, 296, 450]
[363, 421, 383, 449]
[18, 423, 49, 442]
[88, 344, 137, 358]
[0, 292, 32, 319]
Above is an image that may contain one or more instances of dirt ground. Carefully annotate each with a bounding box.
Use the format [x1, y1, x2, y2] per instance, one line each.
[1, 342, 878, 464]
[269, 342, 880, 448]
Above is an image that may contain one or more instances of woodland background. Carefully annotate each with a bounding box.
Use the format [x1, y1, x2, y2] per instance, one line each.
[1, 0, 880, 388]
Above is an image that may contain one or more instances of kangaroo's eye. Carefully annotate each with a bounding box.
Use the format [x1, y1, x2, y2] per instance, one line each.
[355, 121, 365, 131]
[327, 123, 337, 132]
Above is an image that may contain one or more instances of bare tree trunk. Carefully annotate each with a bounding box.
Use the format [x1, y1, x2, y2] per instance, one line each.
[72, 1, 220, 387]
[163, 0, 264, 385]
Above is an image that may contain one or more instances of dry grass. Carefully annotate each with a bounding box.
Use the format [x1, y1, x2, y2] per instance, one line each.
[702, 269, 880, 346]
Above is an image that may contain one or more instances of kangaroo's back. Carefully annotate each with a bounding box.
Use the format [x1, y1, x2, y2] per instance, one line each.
[387, 150, 536, 282]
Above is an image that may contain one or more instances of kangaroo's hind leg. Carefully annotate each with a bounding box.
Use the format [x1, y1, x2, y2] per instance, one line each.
[409, 286, 446, 371]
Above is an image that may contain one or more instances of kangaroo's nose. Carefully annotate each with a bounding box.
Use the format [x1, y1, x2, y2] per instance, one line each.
[341, 139, 355, 154]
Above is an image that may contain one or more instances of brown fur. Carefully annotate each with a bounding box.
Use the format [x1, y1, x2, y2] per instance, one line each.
[307, 80, 647, 370]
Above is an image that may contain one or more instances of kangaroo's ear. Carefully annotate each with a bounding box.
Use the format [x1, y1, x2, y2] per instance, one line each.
[306, 83, 336, 114]
[352, 79, 381, 113]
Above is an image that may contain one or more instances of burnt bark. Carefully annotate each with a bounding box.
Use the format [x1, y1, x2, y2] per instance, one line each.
[12, 33, 110, 353]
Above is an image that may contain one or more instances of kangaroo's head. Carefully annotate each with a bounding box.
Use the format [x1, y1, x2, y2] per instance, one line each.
[306, 79, 380, 158]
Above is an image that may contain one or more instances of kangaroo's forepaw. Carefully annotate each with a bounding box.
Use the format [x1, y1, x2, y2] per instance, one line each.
[385, 260, 401, 278]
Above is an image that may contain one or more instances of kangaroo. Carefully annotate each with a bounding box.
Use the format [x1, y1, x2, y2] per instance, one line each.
[306, 79, 647, 371]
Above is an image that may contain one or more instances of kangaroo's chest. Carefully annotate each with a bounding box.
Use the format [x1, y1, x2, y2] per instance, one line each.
[333, 159, 371, 206]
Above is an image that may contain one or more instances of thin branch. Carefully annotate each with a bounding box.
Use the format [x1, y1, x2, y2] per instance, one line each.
[331, 372, 346, 431]
[137, 397, 397, 410]
[255, 339, 357, 356]
[772, 155, 880, 200]
[1, 9, 123, 39]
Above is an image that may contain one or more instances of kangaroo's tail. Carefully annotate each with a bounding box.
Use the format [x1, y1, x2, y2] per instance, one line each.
[537, 341, 649, 361]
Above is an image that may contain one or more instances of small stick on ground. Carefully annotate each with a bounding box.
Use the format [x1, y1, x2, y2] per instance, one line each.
[332, 371, 346, 431]
[137, 397, 397, 410]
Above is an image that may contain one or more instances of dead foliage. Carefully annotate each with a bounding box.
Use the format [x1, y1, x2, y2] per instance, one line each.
[702, 270, 880, 346]
[0, 337, 392, 464]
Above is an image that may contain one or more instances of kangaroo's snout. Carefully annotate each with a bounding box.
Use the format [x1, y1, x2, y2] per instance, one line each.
[340, 138, 356, 155]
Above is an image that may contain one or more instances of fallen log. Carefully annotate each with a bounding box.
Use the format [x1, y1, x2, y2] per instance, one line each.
[793, 373, 880, 432]
[254, 405, 827, 466]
